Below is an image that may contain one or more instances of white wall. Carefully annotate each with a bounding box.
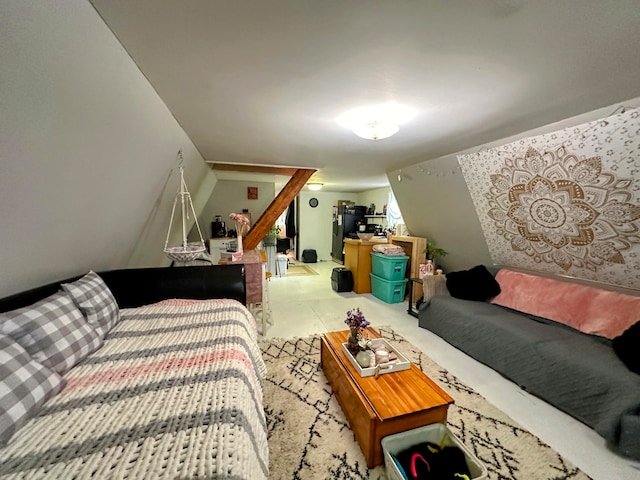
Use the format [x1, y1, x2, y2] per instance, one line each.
[297, 188, 396, 262]
[298, 190, 358, 261]
[0, 0, 210, 296]
[358, 187, 390, 217]
[358, 187, 391, 231]
[195, 179, 276, 239]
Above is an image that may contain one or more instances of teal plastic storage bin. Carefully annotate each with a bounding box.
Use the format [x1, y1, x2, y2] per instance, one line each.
[370, 273, 408, 303]
[370, 253, 409, 281]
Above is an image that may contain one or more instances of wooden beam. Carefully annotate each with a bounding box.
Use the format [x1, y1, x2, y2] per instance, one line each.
[243, 168, 317, 250]
[210, 163, 299, 176]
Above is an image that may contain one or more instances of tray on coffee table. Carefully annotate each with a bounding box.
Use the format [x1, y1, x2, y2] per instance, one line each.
[341, 338, 410, 377]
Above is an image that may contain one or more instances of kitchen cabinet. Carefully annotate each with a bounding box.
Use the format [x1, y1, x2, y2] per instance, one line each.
[209, 238, 235, 265]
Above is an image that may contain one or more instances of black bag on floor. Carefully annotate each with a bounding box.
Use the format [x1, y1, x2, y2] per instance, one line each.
[302, 249, 317, 263]
[331, 267, 353, 292]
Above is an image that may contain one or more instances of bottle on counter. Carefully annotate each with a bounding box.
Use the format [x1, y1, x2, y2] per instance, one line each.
[425, 259, 434, 275]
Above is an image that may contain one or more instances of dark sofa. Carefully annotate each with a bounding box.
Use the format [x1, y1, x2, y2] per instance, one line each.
[418, 273, 640, 462]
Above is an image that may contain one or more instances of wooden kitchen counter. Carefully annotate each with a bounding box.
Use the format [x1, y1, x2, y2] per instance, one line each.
[343, 238, 388, 294]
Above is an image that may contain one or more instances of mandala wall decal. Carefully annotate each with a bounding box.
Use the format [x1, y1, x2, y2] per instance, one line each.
[458, 109, 640, 290]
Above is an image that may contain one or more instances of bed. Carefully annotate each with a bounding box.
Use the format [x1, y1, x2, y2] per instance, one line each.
[0, 265, 268, 479]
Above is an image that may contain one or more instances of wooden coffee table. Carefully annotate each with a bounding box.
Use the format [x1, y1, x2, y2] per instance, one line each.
[320, 328, 454, 468]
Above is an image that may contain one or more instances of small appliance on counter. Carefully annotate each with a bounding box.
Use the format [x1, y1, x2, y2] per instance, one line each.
[365, 223, 381, 234]
[212, 215, 227, 238]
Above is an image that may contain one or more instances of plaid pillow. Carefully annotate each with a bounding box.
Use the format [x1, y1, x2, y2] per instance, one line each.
[62, 271, 120, 337]
[0, 291, 103, 374]
[0, 333, 66, 446]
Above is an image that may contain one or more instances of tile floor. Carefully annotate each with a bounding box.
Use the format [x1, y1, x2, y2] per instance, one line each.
[264, 259, 640, 480]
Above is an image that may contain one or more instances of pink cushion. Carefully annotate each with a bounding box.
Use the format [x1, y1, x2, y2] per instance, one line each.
[490, 269, 640, 339]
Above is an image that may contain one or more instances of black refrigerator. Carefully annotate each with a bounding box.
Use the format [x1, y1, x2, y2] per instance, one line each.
[331, 205, 366, 263]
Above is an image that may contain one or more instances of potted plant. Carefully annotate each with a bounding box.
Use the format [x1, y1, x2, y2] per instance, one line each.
[424, 239, 448, 267]
[263, 225, 281, 246]
[344, 308, 370, 357]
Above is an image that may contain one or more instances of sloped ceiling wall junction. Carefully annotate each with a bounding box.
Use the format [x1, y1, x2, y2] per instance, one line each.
[0, 1, 215, 296]
[393, 97, 640, 294]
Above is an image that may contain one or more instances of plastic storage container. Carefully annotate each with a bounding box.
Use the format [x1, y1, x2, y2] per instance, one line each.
[370, 273, 408, 303]
[370, 253, 409, 281]
[276, 254, 288, 275]
[381, 423, 488, 480]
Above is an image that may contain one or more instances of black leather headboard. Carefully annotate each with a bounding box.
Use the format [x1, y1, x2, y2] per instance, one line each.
[0, 265, 246, 312]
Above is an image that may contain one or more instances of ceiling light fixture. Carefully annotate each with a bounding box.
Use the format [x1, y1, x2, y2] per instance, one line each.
[337, 102, 417, 140]
[352, 122, 399, 140]
[308, 183, 323, 191]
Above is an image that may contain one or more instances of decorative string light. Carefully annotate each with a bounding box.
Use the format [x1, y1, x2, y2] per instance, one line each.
[470, 105, 638, 163]
[391, 104, 638, 182]
[393, 165, 462, 180]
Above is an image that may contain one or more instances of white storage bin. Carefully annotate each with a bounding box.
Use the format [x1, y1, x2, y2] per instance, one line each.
[381, 423, 487, 480]
[276, 254, 288, 275]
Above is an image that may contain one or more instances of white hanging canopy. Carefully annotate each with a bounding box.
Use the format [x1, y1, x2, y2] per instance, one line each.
[164, 150, 208, 263]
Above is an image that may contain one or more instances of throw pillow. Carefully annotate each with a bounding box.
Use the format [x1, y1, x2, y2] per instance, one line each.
[612, 321, 640, 375]
[445, 265, 501, 301]
[62, 271, 120, 337]
[1, 291, 103, 374]
[0, 333, 66, 446]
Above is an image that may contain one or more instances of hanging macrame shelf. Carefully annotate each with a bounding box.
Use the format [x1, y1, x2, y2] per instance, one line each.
[164, 151, 209, 263]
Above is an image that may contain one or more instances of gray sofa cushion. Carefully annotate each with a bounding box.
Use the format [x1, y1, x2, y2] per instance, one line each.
[418, 296, 640, 461]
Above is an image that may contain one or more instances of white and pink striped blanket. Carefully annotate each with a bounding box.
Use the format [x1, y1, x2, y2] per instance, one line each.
[0, 299, 268, 479]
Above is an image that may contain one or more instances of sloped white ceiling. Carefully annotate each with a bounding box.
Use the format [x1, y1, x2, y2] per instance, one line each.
[89, 0, 640, 191]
